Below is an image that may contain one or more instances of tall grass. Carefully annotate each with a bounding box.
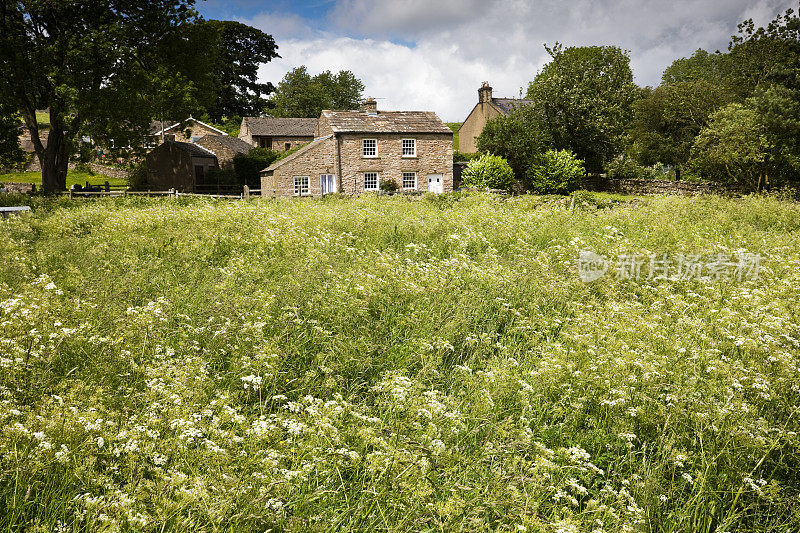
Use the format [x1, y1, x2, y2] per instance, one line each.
[0, 193, 798, 532]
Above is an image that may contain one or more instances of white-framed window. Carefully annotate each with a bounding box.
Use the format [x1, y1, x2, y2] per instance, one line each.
[401, 139, 416, 157]
[364, 172, 379, 191]
[320, 174, 336, 195]
[362, 139, 377, 157]
[402, 172, 417, 190]
[293, 176, 309, 196]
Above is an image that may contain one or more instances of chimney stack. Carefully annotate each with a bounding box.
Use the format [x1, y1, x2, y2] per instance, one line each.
[363, 98, 378, 114]
[478, 82, 493, 104]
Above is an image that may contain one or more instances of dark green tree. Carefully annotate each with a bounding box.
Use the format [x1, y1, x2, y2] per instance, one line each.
[270, 66, 365, 118]
[0, 101, 23, 170]
[476, 105, 552, 186]
[203, 20, 279, 122]
[629, 80, 732, 179]
[0, 0, 201, 192]
[526, 44, 640, 173]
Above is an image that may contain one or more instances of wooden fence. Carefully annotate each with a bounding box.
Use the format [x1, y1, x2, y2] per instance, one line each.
[63, 185, 258, 200]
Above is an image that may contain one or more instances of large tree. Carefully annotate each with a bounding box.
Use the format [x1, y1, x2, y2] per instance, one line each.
[0, 100, 23, 170]
[269, 66, 365, 118]
[526, 44, 640, 173]
[629, 80, 732, 179]
[0, 0, 202, 192]
[203, 20, 279, 122]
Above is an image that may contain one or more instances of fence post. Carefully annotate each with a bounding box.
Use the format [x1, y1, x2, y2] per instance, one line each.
[104, 181, 110, 192]
[169, 188, 175, 198]
[69, 189, 73, 199]
[243, 185, 250, 200]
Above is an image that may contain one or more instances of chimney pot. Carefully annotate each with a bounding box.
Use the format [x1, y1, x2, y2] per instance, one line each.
[363, 98, 378, 114]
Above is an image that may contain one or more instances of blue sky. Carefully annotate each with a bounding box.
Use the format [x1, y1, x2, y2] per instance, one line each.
[193, 0, 797, 122]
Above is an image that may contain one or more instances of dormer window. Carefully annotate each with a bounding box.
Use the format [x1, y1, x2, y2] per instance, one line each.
[362, 139, 377, 158]
[402, 139, 416, 157]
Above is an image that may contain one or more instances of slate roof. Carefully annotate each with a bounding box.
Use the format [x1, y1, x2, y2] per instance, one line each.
[150, 118, 228, 136]
[492, 98, 534, 115]
[263, 135, 332, 173]
[320, 110, 452, 134]
[242, 117, 317, 137]
[197, 135, 252, 155]
[169, 140, 216, 158]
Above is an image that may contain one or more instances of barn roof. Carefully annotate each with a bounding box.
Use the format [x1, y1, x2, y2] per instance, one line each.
[196, 135, 252, 155]
[242, 117, 318, 137]
[492, 98, 534, 115]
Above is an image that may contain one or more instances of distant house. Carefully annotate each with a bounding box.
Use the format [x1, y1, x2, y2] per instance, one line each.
[458, 82, 533, 153]
[194, 135, 253, 168]
[145, 140, 218, 191]
[238, 117, 317, 152]
[149, 117, 228, 147]
[260, 99, 453, 197]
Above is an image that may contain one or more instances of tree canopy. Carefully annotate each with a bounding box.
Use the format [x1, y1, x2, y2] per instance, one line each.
[269, 66, 365, 118]
[202, 20, 279, 122]
[526, 44, 640, 173]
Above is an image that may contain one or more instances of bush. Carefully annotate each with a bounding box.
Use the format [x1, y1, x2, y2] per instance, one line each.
[126, 162, 148, 190]
[453, 151, 481, 164]
[605, 157, 665, 180]
[461, 153, 515, 191]
[379, 178, 399, 192]
[527, 149, 585, 194]
[233, 147, 279, 188]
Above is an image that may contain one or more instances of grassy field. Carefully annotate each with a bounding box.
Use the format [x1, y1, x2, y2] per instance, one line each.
[0, 193, 799, 532]
[0, 170, 127, 188]
[446, 122, 461, 150]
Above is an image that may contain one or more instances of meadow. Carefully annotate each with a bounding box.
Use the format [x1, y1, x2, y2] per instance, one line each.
[0, 193, 798, 532]
[0, 170, 127, 189]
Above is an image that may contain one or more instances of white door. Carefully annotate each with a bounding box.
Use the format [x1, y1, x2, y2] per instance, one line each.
[427, 174, 443, 193]
[321, 174, 336, 195]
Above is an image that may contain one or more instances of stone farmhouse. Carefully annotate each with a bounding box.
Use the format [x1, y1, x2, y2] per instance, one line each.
[238, 117, 317, 152]
[260, 99, 453, 197]
[149, 117, 228, 146]
[458, 82, 533, 153]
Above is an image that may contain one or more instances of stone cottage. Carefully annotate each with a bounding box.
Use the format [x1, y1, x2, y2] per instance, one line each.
[238, 117, 317, 152]
[149, 117, 228, 146]
[458, 82, 533, 153]
[260, 99, 453, 197]
[194, 135, 253, 168]
[145, 140, 218, 191]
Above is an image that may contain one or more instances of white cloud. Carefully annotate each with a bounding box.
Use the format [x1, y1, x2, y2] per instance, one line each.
[245, 0, 798, 122]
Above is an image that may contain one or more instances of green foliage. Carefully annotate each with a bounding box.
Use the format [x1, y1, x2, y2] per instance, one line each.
[461, 153, 515, 191]
[201, 20, 279, 122]
[126, 163, 149, 191]
[0, 170, 126, 188]
[445, 122, 461, 150]
[269, 66, 365, 118]
[453, 151, 481, 163]
[527, 149, 585, 194]
[605, 157, 669, 180]
[232, 147, 279, 188]
[476, 105, 552, 184]
[526, 43, 639, 173]
[689, 103, 771, 191]
[0, 102, 23, 170]
[0, 0, 201, 191]
[629, 81, 733, 179]
[0, 195, 799, 531]
[379, 178, 399, 192]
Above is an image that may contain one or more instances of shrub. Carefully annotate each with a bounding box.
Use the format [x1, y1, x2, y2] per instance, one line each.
[233, 147, 279, 188]
[527, 149, 585, 194]
[605, 157, 665, 180]
[126, 162, 148, 190]
[453, 151, 481, 164]
[379, 178, 399, 192]
[461, 153, 515, 191]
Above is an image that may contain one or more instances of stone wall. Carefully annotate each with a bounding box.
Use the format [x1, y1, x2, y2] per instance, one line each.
[337, 133, 453, 194]
[252, 136, 313, 152]
[458, 102, 501, 153]
[1, 182, 36, 194]
[88, 163, 129, 180]
[579, 176, 741, 196]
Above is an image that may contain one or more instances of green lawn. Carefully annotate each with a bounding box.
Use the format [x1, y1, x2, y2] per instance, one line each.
[0, 193, 798, 531]
[0, 170, 127, 188]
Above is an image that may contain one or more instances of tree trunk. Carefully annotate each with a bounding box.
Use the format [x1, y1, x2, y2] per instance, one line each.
[37, 127, 70, 193]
